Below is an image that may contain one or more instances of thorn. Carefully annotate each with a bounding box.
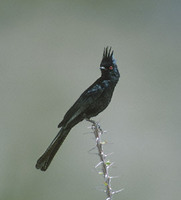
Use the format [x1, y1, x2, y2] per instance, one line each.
[83, 131, 94, 135]
[109, 176, 119, 179]
[107, 162, 114, 168]
[95, 161, 103, 168]
[88, 146, 96, 152]
[112, 188, 124, 194]
[95, 185, 105, 192]
[106, 141, 114, 145]
[105, 152, 114, 157]
[89, 152, 99, 156]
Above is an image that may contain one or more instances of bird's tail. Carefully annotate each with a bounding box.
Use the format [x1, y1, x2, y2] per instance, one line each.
[36, 127, 70, 171]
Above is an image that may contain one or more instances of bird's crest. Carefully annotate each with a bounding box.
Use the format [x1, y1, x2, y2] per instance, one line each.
[101, 47, 116, 66]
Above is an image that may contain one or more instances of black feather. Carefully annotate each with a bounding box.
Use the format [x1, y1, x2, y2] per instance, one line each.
[101, 46, 115, 67]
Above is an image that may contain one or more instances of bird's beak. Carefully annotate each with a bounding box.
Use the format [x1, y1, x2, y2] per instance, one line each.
[100, 66, 106, 70]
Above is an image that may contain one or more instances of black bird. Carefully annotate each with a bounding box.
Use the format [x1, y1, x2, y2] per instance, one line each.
[36, 47, 120, 171]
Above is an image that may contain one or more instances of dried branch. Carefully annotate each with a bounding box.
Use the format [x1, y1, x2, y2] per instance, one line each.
[87, 119, 121, 200]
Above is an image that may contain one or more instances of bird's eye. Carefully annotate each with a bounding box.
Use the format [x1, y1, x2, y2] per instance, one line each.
[109, 66, 113, 70]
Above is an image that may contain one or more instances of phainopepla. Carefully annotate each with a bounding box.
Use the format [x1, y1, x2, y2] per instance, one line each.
[36, 47, 120, 171]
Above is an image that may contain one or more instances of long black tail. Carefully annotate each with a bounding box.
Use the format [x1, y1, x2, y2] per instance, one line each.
[36, 127, 70, 171]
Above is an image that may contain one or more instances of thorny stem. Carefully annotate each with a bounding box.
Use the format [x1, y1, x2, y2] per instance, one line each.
[87, 119, 113, 200]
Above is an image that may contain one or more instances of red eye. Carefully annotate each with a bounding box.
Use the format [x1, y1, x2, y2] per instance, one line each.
[109, 66, 113, 70]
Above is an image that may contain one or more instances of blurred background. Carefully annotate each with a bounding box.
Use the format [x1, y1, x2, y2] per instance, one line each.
[0, 0, 181, 199]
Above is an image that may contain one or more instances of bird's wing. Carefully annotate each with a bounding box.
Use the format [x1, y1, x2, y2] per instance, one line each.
[58, 80, 104, 127]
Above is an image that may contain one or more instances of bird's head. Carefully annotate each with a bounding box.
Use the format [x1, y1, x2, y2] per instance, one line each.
[100, 47, 120, 81]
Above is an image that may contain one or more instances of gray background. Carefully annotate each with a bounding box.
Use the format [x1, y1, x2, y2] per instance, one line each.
[0, 0, 181, 200]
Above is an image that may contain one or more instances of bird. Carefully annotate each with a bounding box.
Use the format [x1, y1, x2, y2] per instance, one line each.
[36, 47, 120, 171]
